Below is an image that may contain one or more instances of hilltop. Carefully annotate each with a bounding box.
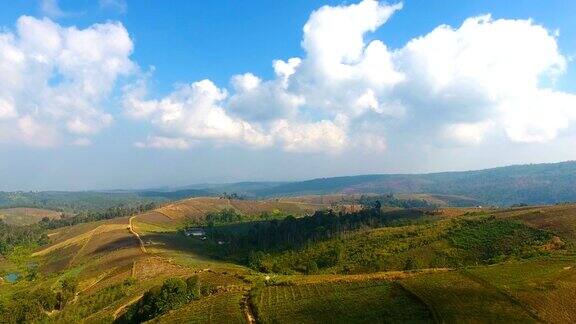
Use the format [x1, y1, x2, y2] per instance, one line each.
[2, 161, 576, 212]
[246, 161, 576, 205]
[191, 161, 576, 206]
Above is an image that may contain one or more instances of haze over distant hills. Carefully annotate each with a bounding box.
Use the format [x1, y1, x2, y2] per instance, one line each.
[1, 161, 575, 208]
[153, 161, 576, 206]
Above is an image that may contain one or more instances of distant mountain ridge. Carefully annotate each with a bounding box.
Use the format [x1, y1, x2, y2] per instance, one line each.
[241, 161, 576, 206]
[2, 161, 576, 208]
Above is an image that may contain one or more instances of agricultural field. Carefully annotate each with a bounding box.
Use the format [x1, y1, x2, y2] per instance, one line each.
[253, 280, 431, 323]
[494, 204, 576, 243]
[0, 207, 63, 226]
[153, 290, 246, 324]
[466, 258, 576, 323]
[153, 197, 321, 223]
[400, 271, 538, 323]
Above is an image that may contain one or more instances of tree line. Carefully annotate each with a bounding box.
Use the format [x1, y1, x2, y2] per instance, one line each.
[0, 276, 79, 323]
[202, 206, 425, 268]
[117, 276, 212, 323]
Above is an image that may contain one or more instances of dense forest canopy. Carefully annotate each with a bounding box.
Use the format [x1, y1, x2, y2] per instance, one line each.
[248, 161, 576, 206]
[194, 207, 428, 266]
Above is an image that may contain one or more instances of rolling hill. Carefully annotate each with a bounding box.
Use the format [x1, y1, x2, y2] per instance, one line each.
[2, 195, 576, 323]
[130, 160, 576, 206]
[0, 208, 64, 226]
[242, 161, 576, 206]
[2, 161, 575, 212]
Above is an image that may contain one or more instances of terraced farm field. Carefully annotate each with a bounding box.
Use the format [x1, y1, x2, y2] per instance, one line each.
[400, 271, 538, 323]
[253, 280, 431, 323]
[32, 216, 143, 274]
[153, 197, 321, 223]
[495, 204, 576, 242]
[467, 258, 576, 323]
[152, 291, 246, 324]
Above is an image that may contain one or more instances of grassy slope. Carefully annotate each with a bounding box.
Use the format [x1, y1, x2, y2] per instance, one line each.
[466, 258, 576, 323]
[153, 197, 320, 222]
[495, 204, 576, 243]
[400, 271, 538, 323]
[0, 207, 63, 226]
[252, 218, 455, 274]
[251, 212, 556, 274]
[253, 280, 431, 324]
[0, 197, 324, 322]
[153, 290, 246, 324]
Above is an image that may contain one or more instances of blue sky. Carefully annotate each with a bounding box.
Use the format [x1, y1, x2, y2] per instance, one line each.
[0, 0, 575, 190]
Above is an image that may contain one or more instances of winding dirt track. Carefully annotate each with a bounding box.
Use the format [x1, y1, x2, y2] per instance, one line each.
[113, 294, 144, 319]
[242, 293, 257, 324]
[111, 216, 149, 319]
[129, 216, 147, 254]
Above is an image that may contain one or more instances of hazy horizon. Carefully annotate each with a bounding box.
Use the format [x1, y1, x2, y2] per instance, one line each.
[1, 158, 574, 192]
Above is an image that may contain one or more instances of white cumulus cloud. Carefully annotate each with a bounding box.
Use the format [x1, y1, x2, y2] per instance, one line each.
[0, 16, 135, 146]
[85, 0, 576, 154]
[125, 80, 272, 149]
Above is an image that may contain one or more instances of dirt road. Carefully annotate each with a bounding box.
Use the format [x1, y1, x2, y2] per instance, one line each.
[129, 216, 147, 254]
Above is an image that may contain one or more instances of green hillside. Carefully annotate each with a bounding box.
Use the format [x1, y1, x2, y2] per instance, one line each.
[1, 196, 576, 323]
[249, 161, 576, 206]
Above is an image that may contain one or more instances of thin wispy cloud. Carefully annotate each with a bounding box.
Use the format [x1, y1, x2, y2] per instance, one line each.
[39, 0, 66, 18]
[39, 0, 85, 19]
[99, 0, 127, 14]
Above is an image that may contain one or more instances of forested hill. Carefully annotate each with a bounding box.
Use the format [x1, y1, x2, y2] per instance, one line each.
[249, 161, 576, 206]
[2, 161, 576, 208]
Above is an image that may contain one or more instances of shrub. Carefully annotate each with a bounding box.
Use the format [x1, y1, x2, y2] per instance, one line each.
[118, 276, 206, 323]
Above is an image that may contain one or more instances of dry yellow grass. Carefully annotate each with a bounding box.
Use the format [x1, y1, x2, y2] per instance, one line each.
[152, 197, 322, 223]
[278, 268, 451, 285]
[132, 256, 192, 280]
[33, 223, 129, 257]
[494, 204, 576, 241]
[0, 207, 63, 226]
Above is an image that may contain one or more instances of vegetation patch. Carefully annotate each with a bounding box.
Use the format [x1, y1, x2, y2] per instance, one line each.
[400, 271, 538, 323]
[188, 209, 557, 274]
[466, 259, 576, 323]
[447, 216, 554, 263]
[152, 290, 245, 324]
[244, 221, 453, 274]
[252, 280, 432, 323]
[117, 276, 210, 323]
[0, 275, 81, 323]
[0, 208, 63, 226]
[197, 208, 427, 263]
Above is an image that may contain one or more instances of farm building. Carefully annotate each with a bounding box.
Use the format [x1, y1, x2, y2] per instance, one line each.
[184, 228, 205, 237]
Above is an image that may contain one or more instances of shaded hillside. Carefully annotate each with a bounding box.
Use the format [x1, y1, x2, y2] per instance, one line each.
[249, 161, 576, 206]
